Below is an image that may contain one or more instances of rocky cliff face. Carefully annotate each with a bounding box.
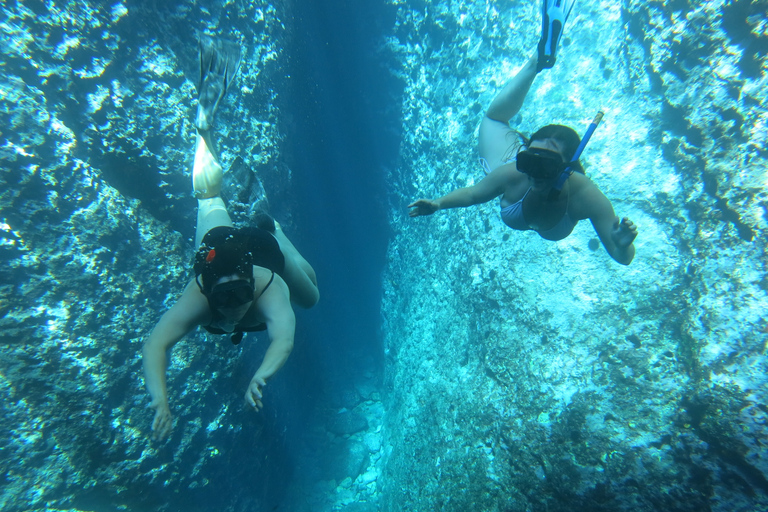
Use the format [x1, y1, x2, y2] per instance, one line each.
[0, 1, 290, 510]
[379, 0, 768, 510]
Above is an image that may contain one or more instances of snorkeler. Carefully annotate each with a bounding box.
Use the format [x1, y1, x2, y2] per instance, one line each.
[408, 0, 638, 265]
[142, 35, 319, 442]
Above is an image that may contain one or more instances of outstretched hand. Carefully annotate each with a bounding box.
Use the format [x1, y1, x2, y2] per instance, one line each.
[611, 217, 637, 248]
[245, 376, 267, 411]
[150, 400, 173, 442]
[408, 199, 439, 217]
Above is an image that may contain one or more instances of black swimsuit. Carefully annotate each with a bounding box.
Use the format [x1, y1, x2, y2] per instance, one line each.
[202, 227, 285, 344]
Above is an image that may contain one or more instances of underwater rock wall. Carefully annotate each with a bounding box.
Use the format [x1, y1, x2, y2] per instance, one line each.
[0, 1, 290, 510]
[380, 0, 767, 510]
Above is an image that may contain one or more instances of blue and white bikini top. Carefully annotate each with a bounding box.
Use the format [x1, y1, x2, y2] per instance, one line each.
[500, 188, 578, 241]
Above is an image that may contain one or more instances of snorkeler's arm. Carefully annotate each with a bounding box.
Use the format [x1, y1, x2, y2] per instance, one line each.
[584, 189, 637, 265]
[409, 165, 513, 217]
[245, 275, 295, 411]
[142, 281, 209, 439]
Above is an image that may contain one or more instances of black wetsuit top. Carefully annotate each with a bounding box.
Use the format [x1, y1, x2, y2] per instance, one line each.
[202, 226, 285, 344]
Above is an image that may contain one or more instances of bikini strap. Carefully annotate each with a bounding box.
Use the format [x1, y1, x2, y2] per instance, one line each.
[255, 271, 275, 300]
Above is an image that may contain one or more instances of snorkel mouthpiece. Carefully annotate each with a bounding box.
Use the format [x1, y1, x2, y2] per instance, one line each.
[549, 111, 604, 200]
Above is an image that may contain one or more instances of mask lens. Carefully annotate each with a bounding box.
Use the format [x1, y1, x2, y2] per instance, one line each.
[210, 280, 254, 309]
[516, 149, 563, 179]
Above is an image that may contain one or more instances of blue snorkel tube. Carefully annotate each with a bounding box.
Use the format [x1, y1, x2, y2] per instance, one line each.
[549, 110, 604, 200]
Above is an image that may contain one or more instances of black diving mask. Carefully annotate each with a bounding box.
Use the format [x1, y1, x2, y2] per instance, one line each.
[516, 148, 565, 180]
[208, 279, 255, 310]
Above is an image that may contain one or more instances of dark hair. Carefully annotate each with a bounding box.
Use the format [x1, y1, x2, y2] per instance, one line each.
[528, 124, 584, 174]
[194, 226, 253, 295]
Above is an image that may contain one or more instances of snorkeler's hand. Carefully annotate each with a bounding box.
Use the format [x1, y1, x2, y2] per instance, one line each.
[149, 399, 173, 441]
[612, 217, 637, 248]
[408, 199, 439, 217]
[245, 376, 267, 411]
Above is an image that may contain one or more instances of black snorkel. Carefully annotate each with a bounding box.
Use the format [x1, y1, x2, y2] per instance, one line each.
[548, 110, 604, 201]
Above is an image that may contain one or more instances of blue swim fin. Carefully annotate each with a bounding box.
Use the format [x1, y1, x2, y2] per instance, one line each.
[537, 0, 576, 72]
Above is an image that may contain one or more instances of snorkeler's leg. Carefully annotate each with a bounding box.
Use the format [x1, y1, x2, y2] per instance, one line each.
[193, 134, 233, 247]
[272, 221, 319, 309]
[484, 54, 537, 124]
[195, 198, 233, 247]
[478, 54, 538, 168]
[192, 133, 223, 199]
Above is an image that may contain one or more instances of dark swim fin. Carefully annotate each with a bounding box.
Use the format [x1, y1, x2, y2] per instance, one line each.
[196, 35, 242, 132]
[253, 210, 276, 234]
[537, 0, 576, 72]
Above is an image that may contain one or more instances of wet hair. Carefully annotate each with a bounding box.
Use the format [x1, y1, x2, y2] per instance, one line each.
[193, 226, 253, 295]
[506, 124, 585, 174]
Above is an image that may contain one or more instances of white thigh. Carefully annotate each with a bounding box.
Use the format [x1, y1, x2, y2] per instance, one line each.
[478, 116, 522, 171]
[195, 197, 233, 247]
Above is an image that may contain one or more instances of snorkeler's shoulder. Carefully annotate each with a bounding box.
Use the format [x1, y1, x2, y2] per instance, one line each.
[251, 265, 275, 285]
[570, 177, 613, 218]
[497, 160, 527, 184]
[183, 278, 206, 298]
[161, 281, 212, 330]
[569, 172, 597, 193]
[511, 166, 532, 191]
[491, 162, 528, 198]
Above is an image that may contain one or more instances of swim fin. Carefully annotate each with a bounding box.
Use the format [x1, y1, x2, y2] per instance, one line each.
[195, 35, 242, 133]
[253, 210, 276, 234]
[536, 0, 576, 72]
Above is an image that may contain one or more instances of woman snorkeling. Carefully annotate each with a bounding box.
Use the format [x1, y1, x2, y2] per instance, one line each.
[142, 36, 319, 441]
[408, 0, 637, 265]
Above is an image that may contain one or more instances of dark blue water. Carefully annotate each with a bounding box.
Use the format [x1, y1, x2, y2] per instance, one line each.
[282, 0, 399, 380]
[259, 0, 400, 506]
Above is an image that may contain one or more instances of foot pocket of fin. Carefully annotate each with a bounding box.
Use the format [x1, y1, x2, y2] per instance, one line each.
[536, 0, 575, 72]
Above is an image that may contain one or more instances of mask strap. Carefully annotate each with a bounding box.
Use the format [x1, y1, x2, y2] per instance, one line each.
[195, 274, 206, 295]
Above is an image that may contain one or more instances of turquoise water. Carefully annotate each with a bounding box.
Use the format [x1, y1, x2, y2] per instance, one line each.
[0, 0, 767, 511]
